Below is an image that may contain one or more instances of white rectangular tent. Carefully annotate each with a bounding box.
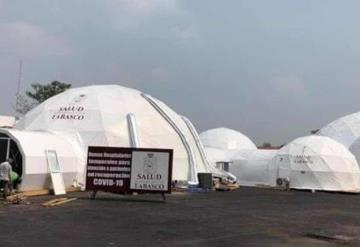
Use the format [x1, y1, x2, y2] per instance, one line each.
[230, 149, 278, 187]
[0, 128, 80, 191]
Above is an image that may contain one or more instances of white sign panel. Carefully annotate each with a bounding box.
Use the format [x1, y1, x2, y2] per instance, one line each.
[46, 150, 66, 195]
[130, 151, 170, 192]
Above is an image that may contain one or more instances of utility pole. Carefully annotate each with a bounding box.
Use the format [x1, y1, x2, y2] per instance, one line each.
[15, 60, 23, 116]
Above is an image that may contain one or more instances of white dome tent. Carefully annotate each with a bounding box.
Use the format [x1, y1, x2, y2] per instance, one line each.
[200, 128, 257, 151]
[3, 84, 219, 191]
[318, 112, 360, 148]
[269, 136, 360, 192]
[200, 128, 257, 170]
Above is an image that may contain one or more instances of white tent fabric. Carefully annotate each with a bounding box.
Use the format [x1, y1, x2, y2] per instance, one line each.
[230, 149, 278, 187]
[200, 128, 257, 151]
[318, 112, 360, 148]
[0, 129, 80, 191]
[269, 136, 360, 192]
[14, 84, 213, 188]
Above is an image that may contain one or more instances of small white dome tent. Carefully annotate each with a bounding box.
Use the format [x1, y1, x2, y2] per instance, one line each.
[230, 149, 278, 187]
[200, 128, 257, 170]
[200, 128, 257, 151]
[269, 136, 360, 192]
[318, 112, 360, 148]
[4, 84, 218, 191]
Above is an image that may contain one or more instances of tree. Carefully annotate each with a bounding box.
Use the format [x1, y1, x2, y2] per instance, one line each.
[311, 129, 320, 134]
[15, 81, 72, 116]
[15, 94, 36, 115]
[260, 142, 272, 148]
[26, 81, 72, 104]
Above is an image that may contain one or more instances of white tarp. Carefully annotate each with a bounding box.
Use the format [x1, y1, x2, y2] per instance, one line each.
[269, 136, 360, 192]
[318, 112, 360, 148]
[14, 84, 209, 186]
[200, 128, 257, 151]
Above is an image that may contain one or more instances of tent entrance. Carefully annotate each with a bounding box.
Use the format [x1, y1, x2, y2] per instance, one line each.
[0, 138, 9, 162]
[0, 135, 23, 178]
[276, 156, 291, 180]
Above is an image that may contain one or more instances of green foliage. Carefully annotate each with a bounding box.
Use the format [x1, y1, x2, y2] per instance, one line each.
[15, 94, 36, 115]
[26, 81, 72, 104]
[15, 81, 72, 116]
[261, 142, 272, 148]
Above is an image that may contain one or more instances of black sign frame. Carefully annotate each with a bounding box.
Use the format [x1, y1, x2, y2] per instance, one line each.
[86, 146, 173, 195]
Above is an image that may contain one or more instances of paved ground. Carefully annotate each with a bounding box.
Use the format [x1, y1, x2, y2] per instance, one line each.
[1, 187, 360, 247]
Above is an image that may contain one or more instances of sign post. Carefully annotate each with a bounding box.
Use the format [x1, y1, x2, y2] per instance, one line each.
[86, 146, 173, 200]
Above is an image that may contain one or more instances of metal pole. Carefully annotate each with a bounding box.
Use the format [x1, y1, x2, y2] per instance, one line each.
[6, 138, 10, 160]
[127, 113, 140, 148]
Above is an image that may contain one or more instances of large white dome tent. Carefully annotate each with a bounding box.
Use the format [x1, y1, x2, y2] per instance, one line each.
[318, 112, 360, 148]
[2, 84, 218, 192]
[269, 136, 360, 192]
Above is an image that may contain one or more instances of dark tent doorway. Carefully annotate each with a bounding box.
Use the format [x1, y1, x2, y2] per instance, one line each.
[0, 133, 23, 177]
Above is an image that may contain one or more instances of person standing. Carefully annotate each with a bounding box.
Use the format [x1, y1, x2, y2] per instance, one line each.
[0, 158, 13, 198]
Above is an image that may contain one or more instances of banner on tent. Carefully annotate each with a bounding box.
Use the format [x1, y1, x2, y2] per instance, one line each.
[86, 146, 173, 194]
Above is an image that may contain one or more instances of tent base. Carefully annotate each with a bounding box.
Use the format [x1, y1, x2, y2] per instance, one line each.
[240, 184, 360, 194]
[290, 187, 360, 194]
[23, 187, 81, 197]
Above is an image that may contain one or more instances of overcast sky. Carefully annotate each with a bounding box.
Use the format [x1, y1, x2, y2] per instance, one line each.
[1, 0, 360, 145]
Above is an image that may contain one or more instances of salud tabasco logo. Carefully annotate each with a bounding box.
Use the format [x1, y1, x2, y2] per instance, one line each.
[134, 153, 165, 190]
[51, 94, 87, 120]
[293, 146, 313, 164]
[51, 106, 85, 120]
[143, 153, 157, 174]
[294, 155, 313, 164]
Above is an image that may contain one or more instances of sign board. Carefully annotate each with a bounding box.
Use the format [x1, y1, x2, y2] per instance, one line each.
[86, 146, 173, 194]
